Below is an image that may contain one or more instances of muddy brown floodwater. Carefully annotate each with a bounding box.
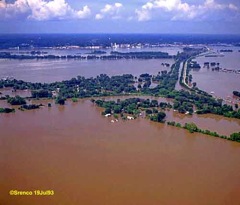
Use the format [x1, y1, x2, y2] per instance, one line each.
[1, 99, 240, 205]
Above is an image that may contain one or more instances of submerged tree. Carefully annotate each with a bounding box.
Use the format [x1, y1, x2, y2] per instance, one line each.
[7, 95, 26, 105]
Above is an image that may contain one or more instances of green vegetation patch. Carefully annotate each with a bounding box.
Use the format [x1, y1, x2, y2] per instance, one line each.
[167, 121, 240, 143]
[0, 107, 15, 113]
[20, 104, 43, 110]
[94, 98, 168, 120]
[7, 95, 26, 105]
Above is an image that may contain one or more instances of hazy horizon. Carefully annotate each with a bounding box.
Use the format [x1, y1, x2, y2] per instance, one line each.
[1, 32, 240, 35]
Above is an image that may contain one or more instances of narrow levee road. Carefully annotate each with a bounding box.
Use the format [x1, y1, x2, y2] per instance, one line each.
[182, 60, 192, 89]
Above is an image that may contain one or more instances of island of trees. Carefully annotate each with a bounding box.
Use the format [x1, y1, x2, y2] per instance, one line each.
[94, 97, 168, 122]
[0, 107, 15, 113]
[0, 51, 173, 60]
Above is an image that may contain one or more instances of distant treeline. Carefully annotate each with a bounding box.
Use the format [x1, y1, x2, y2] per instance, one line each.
[86, 50, 107, 55]
[0, 51, 173, 60]
[110, 51, 172, 59]
[219, 49, 233, 52]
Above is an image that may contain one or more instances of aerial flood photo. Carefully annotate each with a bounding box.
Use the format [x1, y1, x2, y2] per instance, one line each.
[0, 0, 240, 205]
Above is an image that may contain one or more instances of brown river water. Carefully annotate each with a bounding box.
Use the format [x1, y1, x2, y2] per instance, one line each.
[1, 99, 240, 205]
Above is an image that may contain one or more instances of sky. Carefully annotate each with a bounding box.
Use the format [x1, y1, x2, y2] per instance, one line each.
[0, 0, 240, 34]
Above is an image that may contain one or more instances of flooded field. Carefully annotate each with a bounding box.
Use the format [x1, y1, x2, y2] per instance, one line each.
[192, 46, 240, 99]
[1, 99, 240, 205]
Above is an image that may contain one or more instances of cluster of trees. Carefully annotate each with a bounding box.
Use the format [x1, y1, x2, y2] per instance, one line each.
[184, 61, 199, 85]
[7, 96, 26, 105]
[220, 49, 233, 52]
[196, 103, 240, 118]
[138, 73, 152, 89]
[159, 102, 172, 109]
[139, 73, 152, 81]
[1, 74, 137, 100]
[155, 83, 240, 119]
[161, 63, 170, 67]
[94, 98, 167, 119]
[150, 112, 166, 123]
[31, 90, 52, 98]
[20, 104, 42, 110]
[72, 97, 78, 102]
[167, 121, 182, 127]
[211, 67, 221, 71]
[230, 132, 240, 142]
[141, 61, 180, 97]
[176, 47, 207, 62]
[55, 97, 66, 105]
[173, 99, 193, 114]
[95, 98, 139, 117]
[110, 51, 172, 59]
[179, 89, 240, 118]
[233, 91, 240, 98]
[0, 107, 15, 113]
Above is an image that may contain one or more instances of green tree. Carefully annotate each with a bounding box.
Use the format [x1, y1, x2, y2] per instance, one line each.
[146, 109, 153, 115]
[55, 97, 66, 105]
[7, 96, 26, 105]
[230, 132, 240, 142]
[184, 123, 198, 133]
[157, 112, 166, 122]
